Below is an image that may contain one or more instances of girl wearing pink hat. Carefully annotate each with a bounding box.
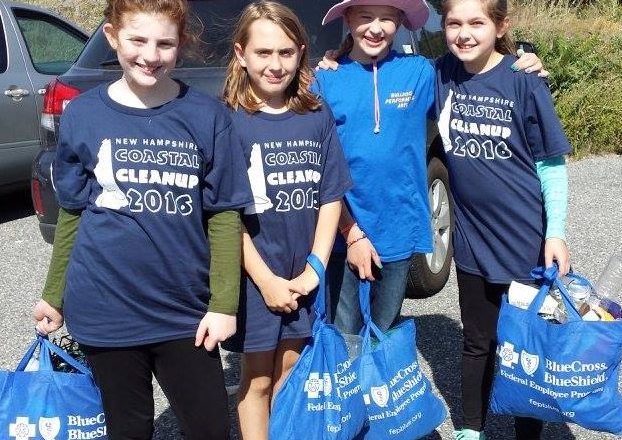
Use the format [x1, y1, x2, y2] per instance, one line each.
[315, 2, 547, 439]
[316, 1, 435, 340]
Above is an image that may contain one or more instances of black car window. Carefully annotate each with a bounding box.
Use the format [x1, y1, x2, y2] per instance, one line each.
[79, 0, 343, 70]
[0, 15, 7, 73]
[12, 8, 86, 75]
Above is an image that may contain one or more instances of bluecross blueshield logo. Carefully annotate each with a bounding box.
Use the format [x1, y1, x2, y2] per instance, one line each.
[304, 372, 332, 398]
[9, 416, 61, 440]
[9, 417, 36, 440]
[498, 341, 519, 369]
[363, 384, 390, 408]
[520, 350, 540, 376]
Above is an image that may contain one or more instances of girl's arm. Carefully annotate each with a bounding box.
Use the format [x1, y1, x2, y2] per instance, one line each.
[537, 155, 570, 275]
[338, 200, 382, 281]
[195, 210, 242, 351]
[34, 207, 82, 335]
[292, 200, 342, 293]
[241, 223, 300, 314]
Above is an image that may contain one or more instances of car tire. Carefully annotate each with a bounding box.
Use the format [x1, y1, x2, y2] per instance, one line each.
[406, 155, 453, 299]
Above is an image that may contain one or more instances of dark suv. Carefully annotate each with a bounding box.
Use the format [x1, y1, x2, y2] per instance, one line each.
[31, 0, 452, 298]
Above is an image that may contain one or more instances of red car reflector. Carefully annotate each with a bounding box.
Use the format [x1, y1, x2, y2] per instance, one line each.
[42, 78, 80, 116]
[31, 178, 44, 216]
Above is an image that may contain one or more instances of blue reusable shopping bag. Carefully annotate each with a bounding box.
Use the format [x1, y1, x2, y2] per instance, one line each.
[269, 255, 367, 440]
[490, 265, 622, 434]
[356, 281, 447, 439]
[0, 335, 107, 440]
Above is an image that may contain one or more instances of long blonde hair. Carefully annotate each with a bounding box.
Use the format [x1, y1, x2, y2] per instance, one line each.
[222, 1, 320, 113]
[441, 0, 516, 55]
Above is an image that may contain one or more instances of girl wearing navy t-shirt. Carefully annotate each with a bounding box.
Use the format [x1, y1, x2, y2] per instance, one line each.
[221, 2, 351, 440]
[32, 0, 253, 438]
[436, 1, 571, 439]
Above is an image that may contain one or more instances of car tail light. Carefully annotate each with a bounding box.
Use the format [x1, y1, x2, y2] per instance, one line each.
[32, 178, 44, 216]
[40, 78, 80, 132]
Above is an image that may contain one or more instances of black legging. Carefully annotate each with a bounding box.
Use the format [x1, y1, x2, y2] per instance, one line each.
[83, 338, 229, 440]
[457, 269, 543, 439]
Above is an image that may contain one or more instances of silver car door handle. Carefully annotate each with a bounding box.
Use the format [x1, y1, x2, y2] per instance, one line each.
[4, 88, 31, 98]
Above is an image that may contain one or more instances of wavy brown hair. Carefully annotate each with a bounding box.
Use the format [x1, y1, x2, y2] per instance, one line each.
[441, 0, 516, 55]
[222, 1, 320, 113]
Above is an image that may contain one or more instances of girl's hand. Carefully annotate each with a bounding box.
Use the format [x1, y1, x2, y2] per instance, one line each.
[33, 299, 64, 336]
[194, 312, 236, 351]
[259, 275, 300, 314]
[291, 267, 320, 296]
[346, 230, 382, 281]
[544, 238, 570, 276]
[512, 50, 549, 77]
[316, 50, 339, 71]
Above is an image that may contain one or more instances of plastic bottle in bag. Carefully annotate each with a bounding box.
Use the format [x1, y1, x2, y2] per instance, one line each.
[547, 287, 568, 323]
[342, 333, 362, 360]
[596, 254, 622, 297]
[548, 276, 594, 323]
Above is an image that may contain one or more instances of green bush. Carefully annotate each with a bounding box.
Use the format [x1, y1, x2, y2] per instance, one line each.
[514, 28, 622, 157]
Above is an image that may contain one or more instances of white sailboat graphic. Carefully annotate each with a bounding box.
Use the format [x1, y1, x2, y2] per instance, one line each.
[438, 89, 453, 153]
[94, 138, 129, 210]
[245, 142, 273, 214]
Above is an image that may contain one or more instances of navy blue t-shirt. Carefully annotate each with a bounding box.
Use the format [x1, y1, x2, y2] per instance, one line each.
[54, 83, 253, 347]
[231, 106, 351, 282]
[435, 54, 572, 283]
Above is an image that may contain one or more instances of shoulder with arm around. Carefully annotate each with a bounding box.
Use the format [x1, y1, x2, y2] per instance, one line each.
[506, 55, 551, 96]
[389, 52, 435, 76]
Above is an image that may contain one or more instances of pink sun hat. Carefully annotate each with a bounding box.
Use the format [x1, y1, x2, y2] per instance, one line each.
[322, 0, 430, 31]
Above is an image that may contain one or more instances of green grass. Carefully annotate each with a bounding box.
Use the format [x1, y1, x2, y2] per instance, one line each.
[513, 0, 622, 157]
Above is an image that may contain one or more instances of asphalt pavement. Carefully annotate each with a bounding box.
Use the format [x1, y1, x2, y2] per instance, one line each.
[1, 155, 621, 440]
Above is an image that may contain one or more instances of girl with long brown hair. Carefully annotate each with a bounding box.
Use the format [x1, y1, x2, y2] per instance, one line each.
[221, 2, 351, 439]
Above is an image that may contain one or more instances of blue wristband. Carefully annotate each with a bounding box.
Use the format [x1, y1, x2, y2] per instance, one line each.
[306, 254, 325, 279]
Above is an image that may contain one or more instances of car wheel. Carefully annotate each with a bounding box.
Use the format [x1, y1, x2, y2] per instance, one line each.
[406, 155, 453, 299]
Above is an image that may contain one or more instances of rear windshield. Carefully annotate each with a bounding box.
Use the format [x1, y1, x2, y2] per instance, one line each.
[77, 0, 343, 69]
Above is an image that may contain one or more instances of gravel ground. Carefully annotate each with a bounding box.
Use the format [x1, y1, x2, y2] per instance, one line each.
[0, 155, 620, 439]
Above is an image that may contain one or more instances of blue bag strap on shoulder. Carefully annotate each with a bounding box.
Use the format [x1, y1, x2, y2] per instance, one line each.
[307, 254, 327, 322]
[530, 264, 582, 321]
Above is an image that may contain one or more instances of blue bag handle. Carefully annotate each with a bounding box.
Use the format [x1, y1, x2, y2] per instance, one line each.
[16, 334, 92, 376]
[529, 265, 583, 322]
[307, 254, 327, 325]
[15, 338, 41, 371]
[358, 281, 388, 352]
